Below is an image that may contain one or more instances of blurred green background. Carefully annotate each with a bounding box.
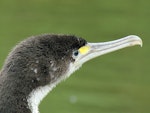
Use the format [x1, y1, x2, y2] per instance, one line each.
[0, 0, 149, 113]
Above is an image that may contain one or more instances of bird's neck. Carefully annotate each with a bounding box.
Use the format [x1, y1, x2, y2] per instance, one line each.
[27, 84, 56, 113]
[0, 60, 76, 113]
[0, 76, 32, 113]
[0, 75, 55, 113]
[0, 78, 56, 113]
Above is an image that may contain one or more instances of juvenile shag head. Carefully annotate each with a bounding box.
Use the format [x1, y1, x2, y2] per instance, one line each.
[0, 34, 142, 113]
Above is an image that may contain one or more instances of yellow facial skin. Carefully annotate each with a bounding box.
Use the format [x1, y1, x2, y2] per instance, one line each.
[79, 46, 90, 55]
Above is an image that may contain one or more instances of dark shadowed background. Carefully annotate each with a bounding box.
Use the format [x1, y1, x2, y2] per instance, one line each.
[0, 0, 149, 113]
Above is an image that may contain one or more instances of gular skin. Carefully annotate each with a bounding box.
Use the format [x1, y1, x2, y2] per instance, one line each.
[0, 34, 87, 113]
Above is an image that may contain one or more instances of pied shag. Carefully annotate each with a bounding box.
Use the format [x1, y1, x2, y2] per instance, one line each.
[0, 34, 142, 113]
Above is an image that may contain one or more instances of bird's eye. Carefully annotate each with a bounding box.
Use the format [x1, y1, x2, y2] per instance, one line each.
[73, 50, 79, 56]
[72, 50, 79, 60]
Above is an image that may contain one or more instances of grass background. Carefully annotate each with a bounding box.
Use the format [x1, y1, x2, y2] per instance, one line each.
[0, 0, 149, 113]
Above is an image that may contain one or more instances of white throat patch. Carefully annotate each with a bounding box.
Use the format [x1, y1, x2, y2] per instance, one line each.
[27, 63, 82, 113]
[27, 84, 56, 113]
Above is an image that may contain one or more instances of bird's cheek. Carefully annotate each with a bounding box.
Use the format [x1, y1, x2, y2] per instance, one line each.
[70, 57, 76, 62]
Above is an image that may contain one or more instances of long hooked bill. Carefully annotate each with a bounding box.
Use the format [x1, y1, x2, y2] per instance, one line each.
[78, 35, 143, 64]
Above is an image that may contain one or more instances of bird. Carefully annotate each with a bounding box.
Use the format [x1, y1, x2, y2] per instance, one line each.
[0, 34, 142, 113]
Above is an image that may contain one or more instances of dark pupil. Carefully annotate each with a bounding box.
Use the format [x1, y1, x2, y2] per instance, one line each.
[74, 51, 79, 56]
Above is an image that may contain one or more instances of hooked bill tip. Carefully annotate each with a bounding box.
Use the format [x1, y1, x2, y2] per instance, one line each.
[127, 35, 143, 47]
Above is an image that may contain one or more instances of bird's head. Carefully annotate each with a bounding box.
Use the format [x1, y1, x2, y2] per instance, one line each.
[3, 34, 142, 86]
[0, 34, 142, 113]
